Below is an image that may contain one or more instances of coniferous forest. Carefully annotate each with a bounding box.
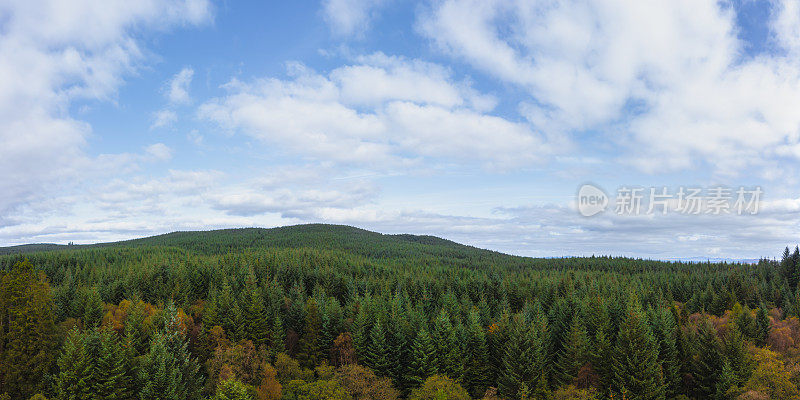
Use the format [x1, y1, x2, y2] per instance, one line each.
[2, 224, 800, 400]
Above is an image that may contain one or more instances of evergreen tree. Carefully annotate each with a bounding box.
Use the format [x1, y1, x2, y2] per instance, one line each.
[406, 327, 438, 388]
[296, 298, 323, 368]
[268, 312, 285, 361]
[462, 310, 490, 398]
[92, 327, 135, 400]
[0, 260, 58, 399]
[365, 320, 391, 377]
[56, 328, 92, 400]
[241, 280, 270, 349]
[722, 324, 753, 389]
[612, 296, 665, 400]
[692, 321, 723, 399]
[216, 282, 243, 341]
[755, 305, 770, 347]
[432, 309, 461, 380]
[650, 308, 680, 398]
[82, 288, 104, 329]
[554, 317, 589, 386]
[138, 301, 203, 400]
[499, 315, 538, 400]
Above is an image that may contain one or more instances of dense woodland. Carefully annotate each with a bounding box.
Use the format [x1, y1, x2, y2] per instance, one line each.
[1, 224, 800, 400]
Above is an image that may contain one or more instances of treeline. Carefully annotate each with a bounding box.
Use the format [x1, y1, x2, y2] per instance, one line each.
[1, 226, 800, 400]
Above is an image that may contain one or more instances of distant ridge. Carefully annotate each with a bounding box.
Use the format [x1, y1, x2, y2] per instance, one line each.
[0, 224, 500, 258]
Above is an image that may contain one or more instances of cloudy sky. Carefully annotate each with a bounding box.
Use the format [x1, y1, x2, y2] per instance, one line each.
[3, 0, 800, 259]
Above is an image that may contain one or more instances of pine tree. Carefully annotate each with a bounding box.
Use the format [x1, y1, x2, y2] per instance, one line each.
[364, 320, 391, 377]
[241, 280, 270, 349]
[462, 310, 490, 398]
[0, 260, 58, 399]
[432, 309, 461, 380]
[268, 312, 285, 362]
[56, 328, 91, 400]
[693, 321, 723, 399]
[755, 305, 770, 347]
[296, 298, 322, 368]
[93, 327, 134, 400]
[82, 287, 104, 329]
[612, 296, 665, 400]
[722, 324, 753, 389]
[406, 326, 438, 388]
[138, 301, 203, 400]
[651, 308, 680, 397]
[554, 317, 589, 386]
[505, 310, 549, 400]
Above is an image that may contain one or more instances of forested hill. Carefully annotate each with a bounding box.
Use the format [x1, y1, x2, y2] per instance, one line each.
[2, 224, 800, 400]
[0, 224, 495, 258]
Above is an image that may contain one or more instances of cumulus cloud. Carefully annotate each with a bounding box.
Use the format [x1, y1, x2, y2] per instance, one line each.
[151, 109, 178, 129]
[0, 0, 212, 222]
[322, 0, 389, 36]
[418, 0, 800, 174]
[166, 67, 194, 104]
[199, 54, 552, 170]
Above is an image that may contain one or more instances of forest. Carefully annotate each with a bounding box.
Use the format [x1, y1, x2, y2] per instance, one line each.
[1, 223, 799, 400]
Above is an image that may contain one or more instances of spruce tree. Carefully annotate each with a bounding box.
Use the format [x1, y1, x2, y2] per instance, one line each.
[268, 311, 285, 362]
[612, 296, 665, 400]
[692, 321, 723, 399]
[651, 308, 680, 398]
[241, 281, 270, 349]
[56, 328, 91, 400]
[296, 298, 322, 368]
[138, 301, 203, 400]
[554, 317, 589, 386]
[365, 320, 391, 377]
[462, 310, 490, 398]
[722, 324, 753, 389]
[93, 327, 134, 400]
[432, 309, 461, 380]
[406, 327, 438, 388]
[755, 305, 770, 347]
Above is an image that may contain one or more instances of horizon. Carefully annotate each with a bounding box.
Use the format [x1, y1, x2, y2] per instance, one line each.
[4, 1, 800, 259]
[0, 222, 777, 263]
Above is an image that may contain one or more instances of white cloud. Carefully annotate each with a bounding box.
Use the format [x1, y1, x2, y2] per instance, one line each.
[151, 109, 178, 129]
[322, 0, 389, 36]
[418, 0, 800, 174]
[166, 67, 194, 104]
[199, 55, 552, 170]
[144, 143, 173, 161]
[0, 0, 211, 222]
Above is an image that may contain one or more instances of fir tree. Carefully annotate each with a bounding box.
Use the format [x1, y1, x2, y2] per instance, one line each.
[365, 320, 391, 377]
[612, 296, 665, 400]
[755, 305, 770, 347]
[296, 298, 323, 368]
[554, 317, 589, 386]
[268, 312, 285, 362]
[693, 321, 723, 399]
[651, 308, 680, 397]
[406, 327, 438, 388]
[138, 301, 203, 400]
[241, 280, 270, 349]
[432, 309, 461, 380]
[462, 310, 490, 398]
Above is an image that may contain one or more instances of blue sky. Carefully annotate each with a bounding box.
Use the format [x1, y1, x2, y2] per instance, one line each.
[3, 0, 800, 259]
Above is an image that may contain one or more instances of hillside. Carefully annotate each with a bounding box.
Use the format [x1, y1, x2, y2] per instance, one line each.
[0, 224, 494, 258]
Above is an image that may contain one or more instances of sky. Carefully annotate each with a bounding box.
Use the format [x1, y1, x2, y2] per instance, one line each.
[4, 0, 800, 259]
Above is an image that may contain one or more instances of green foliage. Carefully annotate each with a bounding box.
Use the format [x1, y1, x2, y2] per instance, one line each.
[406, 327, 437, 388]
[0, 260, 58, 399]
[213, 379, 254, 400]
[137, 301, 203, 400]
[612, 296, 665, 400]
[408, 375, 470, 400]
